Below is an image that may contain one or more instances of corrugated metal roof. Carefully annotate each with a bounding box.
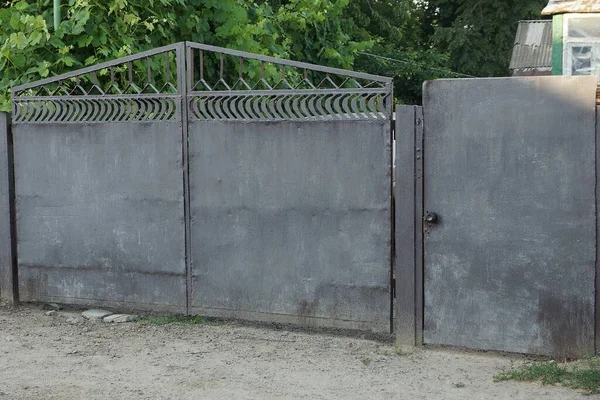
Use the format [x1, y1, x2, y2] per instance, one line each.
[542, 0, 600, 15]
[509, 20, 553, 71]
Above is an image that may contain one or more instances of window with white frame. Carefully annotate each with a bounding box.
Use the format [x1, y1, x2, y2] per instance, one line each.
[563, 14, 600, 80]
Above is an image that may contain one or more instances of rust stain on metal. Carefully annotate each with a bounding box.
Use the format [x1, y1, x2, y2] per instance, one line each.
[537, 290, 594, 359]
[297, 298, 319, 317]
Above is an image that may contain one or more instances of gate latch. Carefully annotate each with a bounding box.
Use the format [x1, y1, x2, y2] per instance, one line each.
[425, 212, 438, 224]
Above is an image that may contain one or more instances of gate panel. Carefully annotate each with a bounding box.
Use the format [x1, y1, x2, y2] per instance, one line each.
[185, 42, 394, 331]
[422, 77, 598, 357]
[188, 120, 391, 331]
[11, 44, 187, 311]
[14, 122, 186, 310]
[8, 41, 394, 329]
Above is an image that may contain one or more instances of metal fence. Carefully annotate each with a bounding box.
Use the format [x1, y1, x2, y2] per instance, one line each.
[5, 42, 394, 332]
[5, 52, 600, 358]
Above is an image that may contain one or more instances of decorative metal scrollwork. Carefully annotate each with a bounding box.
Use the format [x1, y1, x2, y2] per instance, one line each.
[11, 42, 393, 124]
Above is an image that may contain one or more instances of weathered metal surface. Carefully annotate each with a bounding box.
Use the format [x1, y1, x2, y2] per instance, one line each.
[394, 105, 424, 345]
[395, 105, 417, 345]
[414, 106, 424, 346]
[509, 21, 553, 73]
[13, 122, 186, 311]
[542, 0, 600, 15]
[9, 41, 395, 333]
[187, 120, 391, 332]
[422, 76, 598, 358]
[0, 113, 16, 304]
[596, 105, 600, 355]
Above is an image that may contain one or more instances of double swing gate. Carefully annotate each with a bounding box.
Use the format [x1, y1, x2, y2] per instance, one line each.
[6, 42, 598, 358]
[9, 42, 394, 332]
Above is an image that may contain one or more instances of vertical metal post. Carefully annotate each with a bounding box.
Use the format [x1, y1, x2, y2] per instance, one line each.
[389, 87, 395, 334]
[53, 0, 61, 31]
[395, 105, 416, 346]
[394, 104, 424, 347]
[0, 113, 17, 305]
[594, 107, 600, 354]
[178, 43, 193, 315]
[414, 106, 424, 346]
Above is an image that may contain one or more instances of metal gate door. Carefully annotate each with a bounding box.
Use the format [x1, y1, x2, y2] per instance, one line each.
[11, 44, 188, 311]
[183, 43, 394, 332]
[421, 77, 598, 357]
[10, 42, 394, 331]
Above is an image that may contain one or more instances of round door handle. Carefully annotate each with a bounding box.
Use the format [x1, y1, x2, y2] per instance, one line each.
[425, 212, 438, 224]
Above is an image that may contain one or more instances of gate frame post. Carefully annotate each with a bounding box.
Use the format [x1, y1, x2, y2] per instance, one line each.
[594, 105, 600, 354]
[177, 42, 192, 315]
[0, 112, 17, 305]
[395, 105, 423, 347]
[415, 106, 424, 346]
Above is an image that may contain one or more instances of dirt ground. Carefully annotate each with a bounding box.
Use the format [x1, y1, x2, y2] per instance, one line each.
[0, 304, 594, 400]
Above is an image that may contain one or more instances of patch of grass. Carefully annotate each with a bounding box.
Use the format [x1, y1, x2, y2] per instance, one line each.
[567, 367, 600, 394]
[138, 315, 205, 325]
[360, 356, 372, 366]
[495, 361, 567, 385]
[494, 358, 600, 395]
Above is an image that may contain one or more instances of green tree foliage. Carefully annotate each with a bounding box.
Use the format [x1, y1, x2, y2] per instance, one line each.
[257, 0, 373, 67]
[0, 0, 554, 109]
[421, 0, 549, 77]
[342, 0, 550, 103]
[346, 0, 466, 104]
[343, 0, 460, 104]
[0, 0, 370, 111]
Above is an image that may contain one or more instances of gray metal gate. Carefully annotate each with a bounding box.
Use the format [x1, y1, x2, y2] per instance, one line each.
[10, 42, 394, 331]
[396, 76, 599, 358]
[11, 44, 188, 312]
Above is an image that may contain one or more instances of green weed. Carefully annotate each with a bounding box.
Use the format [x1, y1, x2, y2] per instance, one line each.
[494, 358, 600, 395]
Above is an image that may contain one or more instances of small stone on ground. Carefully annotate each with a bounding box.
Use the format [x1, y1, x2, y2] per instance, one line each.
[103, 314, 138, 323]
[81, 309, 113, 320]
[66, 316, 83, 324]
[45, 310, 56, 316]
